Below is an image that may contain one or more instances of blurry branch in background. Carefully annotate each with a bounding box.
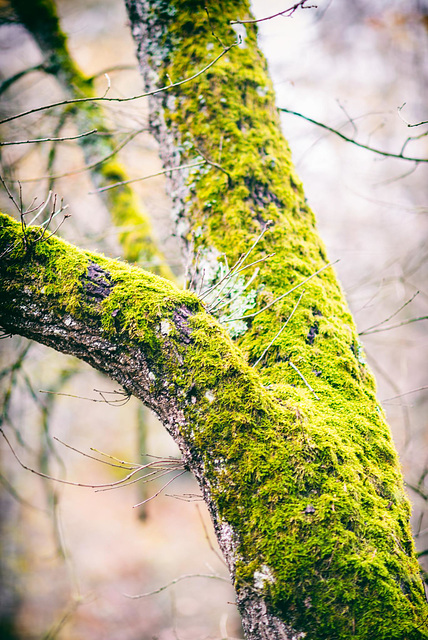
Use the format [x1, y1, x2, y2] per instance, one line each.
[7, 0, 174, 277]
[359, 314, 428, 336]
[279, 107, 428, 163]
[124, 572, 230, 599]
[358, 290, 420, 335]
[382, 386, 428, 405]
[230, 0, 316, 24]
[406, 468, 428, 502]
[92, 160, 207, 194]
[23, 363, 80, 557]
[40, 387, 131, 407]
[0, 129, 97, 146]
[0, 64, 136, 97]
[19, 129, 144, 184]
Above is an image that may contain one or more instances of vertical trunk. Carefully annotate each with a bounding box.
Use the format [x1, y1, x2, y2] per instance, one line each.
[124, 1, 428, 638]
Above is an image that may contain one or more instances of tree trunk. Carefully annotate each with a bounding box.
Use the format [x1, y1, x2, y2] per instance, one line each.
[1, 0, 427, 637]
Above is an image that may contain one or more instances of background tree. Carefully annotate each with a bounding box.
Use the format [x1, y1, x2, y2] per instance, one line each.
[0, 1, 428, 640]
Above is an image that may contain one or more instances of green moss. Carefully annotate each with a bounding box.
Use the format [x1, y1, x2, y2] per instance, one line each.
[1, 210, 427, 636]
[137, 1, 428, 636]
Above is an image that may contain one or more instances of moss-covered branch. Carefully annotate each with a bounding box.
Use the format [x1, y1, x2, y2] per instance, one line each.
[124, 0, 428, 637]
[9, 0, 172, 277]
[1, 205, 428, 639]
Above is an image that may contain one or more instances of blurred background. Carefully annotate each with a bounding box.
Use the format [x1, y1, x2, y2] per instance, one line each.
[0, 0, 427, 638]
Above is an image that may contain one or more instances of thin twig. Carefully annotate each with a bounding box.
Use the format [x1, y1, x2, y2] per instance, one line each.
[95, 466, 183, 492]
[91, 160, 206, 193]
[231, 0, 315, 24]
[359, 315, 428, 336]
[0, 129, 97, 147]
[279, 107, 428, 163]
[381, 386, 428, 403]
[1, 428, 144, 488]
[27, 191, 53, 225]
[200, 223, 272, 300]
[194, 146, 232, 184]
[0, 174, 21, 213]
[210, 266, 261, 313]
[397, 103, 428, 128]
[16, 129, 143, 183]
[0, 43, 238, 126]
[132, 470, 187, 508]
[195, 503, 227, 566]
[41, 388, 129, 405]
[53, 436, 139, 470]
[123, 572, 230, 599]
[288, 361, 320, 400]
[254, 291, 304, 366]
[359, 291, 419, 335]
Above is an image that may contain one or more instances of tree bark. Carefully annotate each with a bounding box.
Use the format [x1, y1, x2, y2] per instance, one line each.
[1, 0, 427, 637]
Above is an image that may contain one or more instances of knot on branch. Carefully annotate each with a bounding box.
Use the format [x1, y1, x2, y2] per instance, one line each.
[82, 261, 113, 302]
[173, 305, 194, 344]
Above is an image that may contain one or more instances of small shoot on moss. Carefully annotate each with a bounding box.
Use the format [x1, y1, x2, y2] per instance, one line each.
[0, 176, 70, 254]
[254, 290, 305, 367]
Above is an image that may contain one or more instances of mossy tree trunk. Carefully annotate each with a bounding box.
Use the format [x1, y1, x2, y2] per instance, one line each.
[0, 0, 427, 638]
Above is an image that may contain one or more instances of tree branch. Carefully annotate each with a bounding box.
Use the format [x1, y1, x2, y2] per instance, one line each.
[279, 106, 428, 163]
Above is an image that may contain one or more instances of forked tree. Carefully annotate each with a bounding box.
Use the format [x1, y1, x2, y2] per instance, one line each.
[1, 1, 427, 638]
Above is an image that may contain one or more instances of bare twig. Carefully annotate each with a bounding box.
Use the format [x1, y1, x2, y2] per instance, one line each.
[0, 173, 21, 213]
[231, 0, 316, 24]
[397, 103, 428, 128]
[359, 315, 428, 336]
[288, 361, 320, 400]
[132, 470, 187, 508]
[0, 43, 238, 126]
[194, 146, 232, 185]
[0, 129, 97, 147]
[53, 436, 139, 470]
[91, 160, 206, 194]
[381, 386, 428, 403]
[195, 503, 227, 566]
[16, 129, 143, 183]
[359, 291, 419, 335]
[200, 222, 272, 301]
[279, 107, 428, 163]
[254, 291, 304, 366]
[123, 572, 230, 599]
[40, 387, 130, 406]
